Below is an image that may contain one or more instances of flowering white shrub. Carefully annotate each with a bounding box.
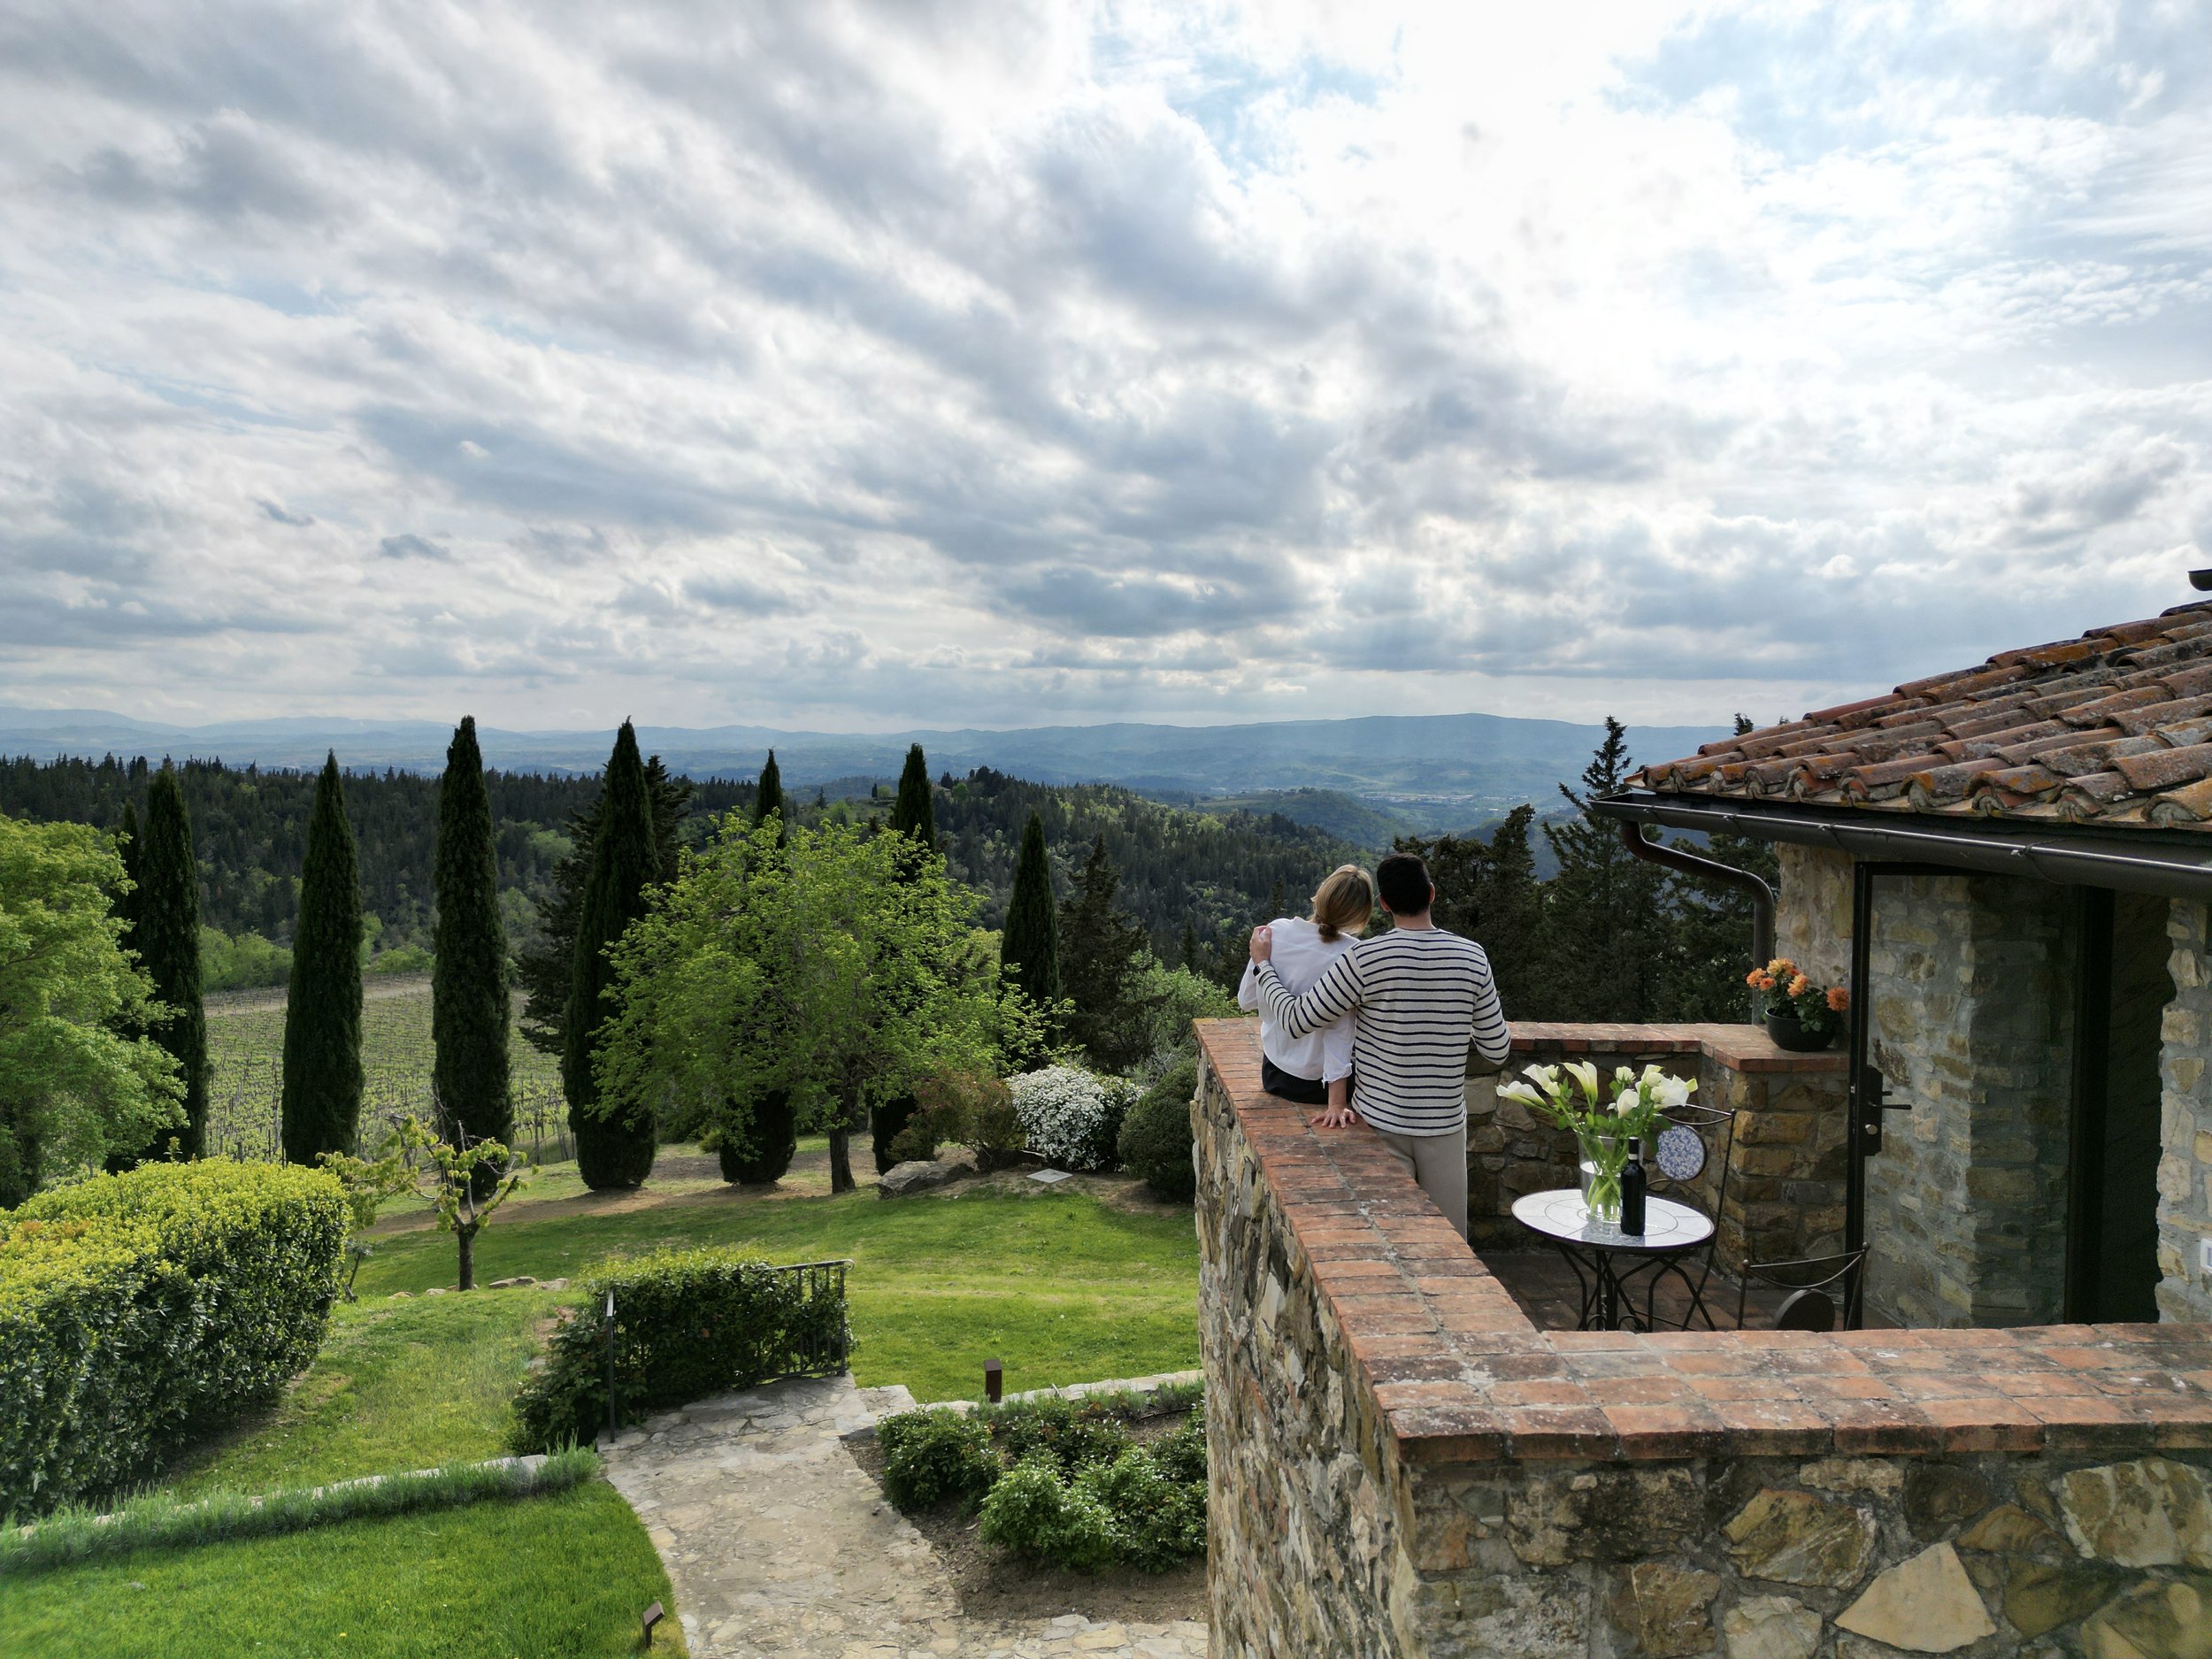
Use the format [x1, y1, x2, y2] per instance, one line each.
[1007, 1066, 1139, 1171]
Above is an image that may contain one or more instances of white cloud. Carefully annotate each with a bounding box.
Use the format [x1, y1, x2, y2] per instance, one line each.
[0, 0, 2208, 733]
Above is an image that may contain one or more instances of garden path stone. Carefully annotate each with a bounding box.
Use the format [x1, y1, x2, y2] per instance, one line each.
[599, 1374, 1207, 1659]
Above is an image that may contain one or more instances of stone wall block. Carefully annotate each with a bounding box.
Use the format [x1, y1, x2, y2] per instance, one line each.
[1609, 1561, 1720, 1658]
[1722, 1594, 1822, 1659]
[2057, 1458, 2212, 1570]
[1835, 1541, 1998, 1653]
[1725, 1488, 1879, 1589]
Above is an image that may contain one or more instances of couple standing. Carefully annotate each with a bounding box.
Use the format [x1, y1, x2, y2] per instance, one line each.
[1237, 852, 1511, 1240]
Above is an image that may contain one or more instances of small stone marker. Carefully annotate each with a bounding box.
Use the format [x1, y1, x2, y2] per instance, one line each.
[1028, 1168, 1074, 1185]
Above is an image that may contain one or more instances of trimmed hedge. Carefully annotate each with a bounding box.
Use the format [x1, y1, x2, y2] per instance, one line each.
[0, 1161, 348, 1519]
[511, 1247, 850, 1452]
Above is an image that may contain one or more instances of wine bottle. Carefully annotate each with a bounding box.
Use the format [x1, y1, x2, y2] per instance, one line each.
[1619, 1137, 1647, 1236]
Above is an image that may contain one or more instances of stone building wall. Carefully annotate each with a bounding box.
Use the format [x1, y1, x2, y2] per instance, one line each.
[1777, 843, 1854, 983]
[1194, 1018, 2212, 1659]
[1863, 873, 2079, 1329]
[2159, 898, 2212, 1323]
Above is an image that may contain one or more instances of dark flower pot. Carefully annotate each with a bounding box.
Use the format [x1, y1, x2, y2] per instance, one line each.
[1764, 1012, 1834, 1053]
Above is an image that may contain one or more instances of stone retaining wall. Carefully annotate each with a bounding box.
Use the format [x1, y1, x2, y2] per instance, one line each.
[1195, 1018, 2212, 1659]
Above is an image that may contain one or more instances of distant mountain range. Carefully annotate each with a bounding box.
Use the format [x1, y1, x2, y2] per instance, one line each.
[0, 706, 1728, 825]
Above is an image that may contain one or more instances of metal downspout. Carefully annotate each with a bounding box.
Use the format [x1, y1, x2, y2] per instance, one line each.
[1615, 818, 1777, 968]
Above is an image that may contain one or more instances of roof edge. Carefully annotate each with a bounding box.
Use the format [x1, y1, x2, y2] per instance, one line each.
[1596, 789, 2212, 900]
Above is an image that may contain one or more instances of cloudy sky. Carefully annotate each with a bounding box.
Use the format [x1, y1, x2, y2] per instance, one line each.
[3, 0, 2208, 733]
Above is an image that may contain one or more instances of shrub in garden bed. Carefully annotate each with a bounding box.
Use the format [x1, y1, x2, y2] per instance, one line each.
[511, 1246, 849, 1451]
[1007, 1065, 1140, 1171]
[0, 1160, 348, 1519]
[875, 1392, 1208, 1575]
[1116, 1053, 1198, 1202]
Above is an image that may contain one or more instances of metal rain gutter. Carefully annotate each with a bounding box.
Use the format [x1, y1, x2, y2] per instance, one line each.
[1610, 818, 1776, 968]
[1593, 790, 2212, 902]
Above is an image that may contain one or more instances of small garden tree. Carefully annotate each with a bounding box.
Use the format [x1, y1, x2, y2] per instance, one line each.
[379, 1114, 526, 1291]
[599, 815, 1046, 1195]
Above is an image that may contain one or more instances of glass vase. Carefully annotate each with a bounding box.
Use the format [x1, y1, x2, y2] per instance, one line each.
[1577, 1132, 1624, 1224]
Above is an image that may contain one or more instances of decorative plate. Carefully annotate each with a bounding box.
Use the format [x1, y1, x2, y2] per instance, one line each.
[1655, 1125, 1707, 1183]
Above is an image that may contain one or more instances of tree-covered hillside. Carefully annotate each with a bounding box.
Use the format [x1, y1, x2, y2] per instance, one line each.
[0, 754, 1365, 980]
[0, 756, 749, 967]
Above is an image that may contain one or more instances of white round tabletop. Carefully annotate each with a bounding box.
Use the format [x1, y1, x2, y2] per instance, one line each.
[1511, 1188, 1715, 1253]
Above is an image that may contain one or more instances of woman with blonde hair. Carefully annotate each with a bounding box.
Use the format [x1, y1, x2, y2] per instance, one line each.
[1237, 864, 1373, 1124]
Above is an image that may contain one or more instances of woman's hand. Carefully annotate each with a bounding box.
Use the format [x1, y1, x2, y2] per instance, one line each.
[1308, 1105, 1360, 1130]
[1248, 924, 1273, 964]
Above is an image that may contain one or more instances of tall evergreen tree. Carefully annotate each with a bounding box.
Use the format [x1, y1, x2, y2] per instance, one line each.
[1002, 811, 1060, 1014]
[115, 802, 143, 949]
[433, 718, 512, 1165]
[1543, 718, 1669, 1022]
[1057, 835, 1157, 1073]
[281, 754, 364, 1163]
[517, 757, 690, 1058]
[136, 764, 207, 1159]
[754, 751, 786, 837]
[566, 722, 661, 1190]
[890, 743, 935, 852]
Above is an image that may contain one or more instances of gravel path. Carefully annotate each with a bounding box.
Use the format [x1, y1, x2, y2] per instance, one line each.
[598, 1375, 1208, 1659]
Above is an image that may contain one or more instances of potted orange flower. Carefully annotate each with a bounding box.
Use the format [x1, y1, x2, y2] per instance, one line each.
[1747, 957, 1848, 1052]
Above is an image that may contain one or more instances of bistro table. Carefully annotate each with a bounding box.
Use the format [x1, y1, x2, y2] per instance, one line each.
[1509, 1187, 1717, 1333]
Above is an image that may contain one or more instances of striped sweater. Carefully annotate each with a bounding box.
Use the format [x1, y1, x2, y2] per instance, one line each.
[1256, 926, 1511, 1136]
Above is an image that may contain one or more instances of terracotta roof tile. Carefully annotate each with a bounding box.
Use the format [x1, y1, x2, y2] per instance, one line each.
[1631, 603, 2212, 833]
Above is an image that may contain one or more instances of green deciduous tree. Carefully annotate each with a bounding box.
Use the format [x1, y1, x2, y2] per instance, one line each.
[281, 753, 365, 1164]
[566, 721, 660, 1190]
[1002, 810, 1060, 1016]
[599, 816, 1046, 1196]
[1056, 836, 1157, 1074]
[136, 764, 207, 1160]
[432, 718, 511, 1164]
[0, 812, 182, 1203]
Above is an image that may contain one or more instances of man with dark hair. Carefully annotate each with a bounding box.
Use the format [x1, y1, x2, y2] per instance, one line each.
[1249, 851, 1509, 1240]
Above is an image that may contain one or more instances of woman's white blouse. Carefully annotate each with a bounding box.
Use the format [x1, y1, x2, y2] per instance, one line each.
[1235, 917, 1357, 1083]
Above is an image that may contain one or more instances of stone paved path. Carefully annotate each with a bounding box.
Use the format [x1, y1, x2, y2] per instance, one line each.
[599, 1375, 1209, 1659]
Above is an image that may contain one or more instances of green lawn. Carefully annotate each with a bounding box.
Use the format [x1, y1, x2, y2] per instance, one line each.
[0, 1484, 679, 1659]
[358, 1181, 1201, 1404]
[163, 1292, 563, 1496]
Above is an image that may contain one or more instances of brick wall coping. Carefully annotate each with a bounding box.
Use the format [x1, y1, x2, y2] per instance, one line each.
[1196, 1018, 2212, 1468]
[1503, 1021, 1848, 1075]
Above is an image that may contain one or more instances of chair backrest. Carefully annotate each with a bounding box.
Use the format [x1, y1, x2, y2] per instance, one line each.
[1647, 1100, 1734, 1221]
[1773, 1287, 1838, 1332]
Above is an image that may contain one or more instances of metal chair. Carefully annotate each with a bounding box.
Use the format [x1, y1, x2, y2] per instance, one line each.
[1601, 1099, 1736, 1333]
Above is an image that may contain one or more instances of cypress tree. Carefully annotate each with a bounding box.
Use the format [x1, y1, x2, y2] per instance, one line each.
[890, 743, 935, 851]
[116, 802, 144, 950]
[517, 757, 690, 1058]
[137, 764, 207, 1159]
[754, 750, 785, 835]
[433, 718, 512, 1166]
[565, 721, 659, 1190]
[728, 748, 797, 1183]
[281, 753, 364, 1163]
[873, 743, 934, 1170]
[1002, 810, 1060, 1012]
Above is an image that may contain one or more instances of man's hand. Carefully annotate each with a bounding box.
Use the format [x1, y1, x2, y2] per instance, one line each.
[1248, 924, 1273, 964]
[1308, 1104, 1360, 1130]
